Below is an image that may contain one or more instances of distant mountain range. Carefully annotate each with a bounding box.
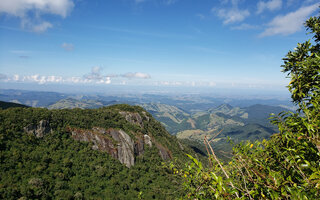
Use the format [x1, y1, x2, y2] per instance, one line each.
[0, 89, 293, 160]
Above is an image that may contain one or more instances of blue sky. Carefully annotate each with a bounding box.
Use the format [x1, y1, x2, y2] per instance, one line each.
[0, 0, 319, 94]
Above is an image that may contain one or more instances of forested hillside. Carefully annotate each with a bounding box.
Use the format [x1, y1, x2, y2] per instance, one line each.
[0, 104, 202, 199]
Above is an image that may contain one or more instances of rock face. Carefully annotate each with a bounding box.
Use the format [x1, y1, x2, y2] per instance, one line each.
[69, 127, 135, 168]
[144, 134, 152, 147]
[109, 129, 134, 168]
[68, 126, 169, 168]
[24, 120, 51, 138]
[25, 111, 173, 168]
[119, 111, 144, 128]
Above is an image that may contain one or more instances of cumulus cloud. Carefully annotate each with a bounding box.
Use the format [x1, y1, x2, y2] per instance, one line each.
[84, 66, 104, 80]
[260, 3, 319, 37]
[213, 0, 250, 24]
[30, 21, 53, 33]
[215, 8, 250, 24]
[61, 43, 74, 51]
[257, 0, 282, 14]
[122, 72, 151, 79]
[0, 0, 74, 32]
[82, 66, 112, 84]
[0, 0, 74, 17]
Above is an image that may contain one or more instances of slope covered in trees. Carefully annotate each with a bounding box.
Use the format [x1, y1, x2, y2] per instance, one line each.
[0, 104, 203, 199]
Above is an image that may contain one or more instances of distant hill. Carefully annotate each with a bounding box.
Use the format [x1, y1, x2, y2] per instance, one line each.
[0, 89, 67, 107]
[150, 103, 288, 161]
[143, 103, 287, 135]
[48, 98, 114, 109]
[0, 101, 29, 109]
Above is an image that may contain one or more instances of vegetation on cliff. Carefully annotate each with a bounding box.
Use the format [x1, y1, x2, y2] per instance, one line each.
[0, 104, 202, 199]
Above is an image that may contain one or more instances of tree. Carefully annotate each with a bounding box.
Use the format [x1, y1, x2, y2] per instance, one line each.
[173, 13, 320, 200]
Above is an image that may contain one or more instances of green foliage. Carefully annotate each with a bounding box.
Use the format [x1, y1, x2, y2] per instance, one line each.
[172, 14, 320, 199]
[0, 104, 202, 199]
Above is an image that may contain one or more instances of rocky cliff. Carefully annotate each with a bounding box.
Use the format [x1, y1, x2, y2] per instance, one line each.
[24, 107, 173, 168]
[68, 126, 159, 168]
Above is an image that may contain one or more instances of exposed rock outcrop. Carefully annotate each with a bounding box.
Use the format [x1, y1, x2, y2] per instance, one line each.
[144, 134, 152, 147]
[68, 127, 166, 168]
[25, 110, 172, 168]
[24, 120, 51, 138]
[119, 111, 144, 128]
[109, 129, 134, 168]
[69, 127, 135, 167]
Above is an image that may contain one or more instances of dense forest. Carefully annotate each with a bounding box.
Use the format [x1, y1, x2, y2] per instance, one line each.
[0, 104, 204, 199]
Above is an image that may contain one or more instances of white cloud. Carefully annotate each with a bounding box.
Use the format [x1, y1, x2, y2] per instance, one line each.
[0, 0, 74, 17]
[31, 21, 53, 33]
[13, 74, 20, 81]
[260, 3, 319, 37]
[257, 0, 282, 14]
[215, 8, 250, 24]
[0, 0, 74, 32]
[61, 43, 74, 51]
[84, 66, 105, 80]
[214, 0, 250, 25]
[0, 68, 152, 85]
[1, 73, 110, 85]
[122, 72, 151, 79]
[231, 23, 259, 30]
[97, 77, 111, 84]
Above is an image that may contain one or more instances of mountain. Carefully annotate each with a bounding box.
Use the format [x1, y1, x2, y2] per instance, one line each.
[0, 104, 200, 199]
[0, 89, 67, 107]
[244, 104, 287, 126]
[48, 98, 115, 109]
[174, 104, 287, 160]
[0, 101, 29, 109]
[140, 103, 193, 134]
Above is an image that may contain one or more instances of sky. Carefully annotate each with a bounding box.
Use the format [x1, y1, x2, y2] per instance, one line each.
[0, 0, 319, 95]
